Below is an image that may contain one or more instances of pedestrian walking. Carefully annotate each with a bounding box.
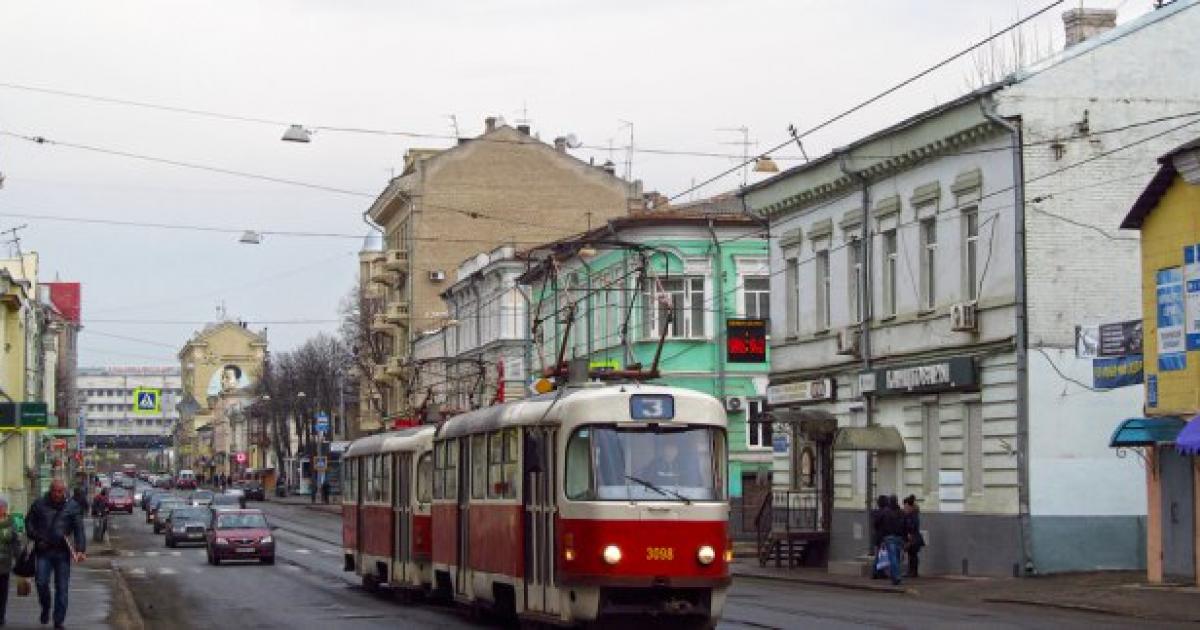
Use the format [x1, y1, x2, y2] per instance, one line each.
[902, 495, 925, 577]
[0, 496, 25, 626]
[310, 478, 319, 504]
[90, 490, 109, 544]
[870, 494, 906, 585]
[320, 478, 331, 505]
[25, 479, 87, 629]
[69, 489, 88, 518]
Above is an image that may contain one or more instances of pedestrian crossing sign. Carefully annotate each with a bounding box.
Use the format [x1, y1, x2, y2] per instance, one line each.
[132, 387, 161, 415]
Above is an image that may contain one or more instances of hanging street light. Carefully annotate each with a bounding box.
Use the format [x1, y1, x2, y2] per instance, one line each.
[281, 124, 313, 143]
[753, 156, 781, 173]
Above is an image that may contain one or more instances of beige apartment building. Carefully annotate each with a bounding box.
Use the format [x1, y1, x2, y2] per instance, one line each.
[356, 119, 641, 430]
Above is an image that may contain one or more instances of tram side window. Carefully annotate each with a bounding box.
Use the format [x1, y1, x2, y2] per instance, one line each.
[471, 434, 487, 499]
[487, 429, 518, 499]
[433, 444, 444, 499]
[565, 429, 594, 500]
[416, 453, 433, 504]
[445, 439, 459, 500]
[344, 458, 355, 502]
[381, 455, 393, 505]
[369, 456, 381, 502]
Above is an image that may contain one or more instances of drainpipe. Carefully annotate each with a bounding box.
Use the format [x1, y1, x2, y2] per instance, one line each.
[982, 98, 1034, 576]
[838, 152, 874, 555]
[706, 220, 727, 402]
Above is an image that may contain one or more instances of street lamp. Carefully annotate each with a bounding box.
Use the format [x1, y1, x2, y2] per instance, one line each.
[281, 124, 312, 143]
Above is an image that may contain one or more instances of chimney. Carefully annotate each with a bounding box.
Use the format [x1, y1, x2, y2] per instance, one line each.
[516, 124, 531, 135]
[553, 136, 568, 153]
[484, 116, 497, 133]
[601, 160, 616, 175]
[1063, 8, 1117, 47]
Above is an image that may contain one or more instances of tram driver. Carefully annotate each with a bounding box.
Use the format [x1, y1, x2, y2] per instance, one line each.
[639, 441, 701, 488]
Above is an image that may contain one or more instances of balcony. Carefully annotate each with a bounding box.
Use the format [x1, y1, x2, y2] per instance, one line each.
[368, 262, 394, 287]
[371, 364, 390, 383]
[384, 248, 410, 272]
[370, 313, 392, 333]
[386, 356, 405, 376]
[385, 302, 410, 324]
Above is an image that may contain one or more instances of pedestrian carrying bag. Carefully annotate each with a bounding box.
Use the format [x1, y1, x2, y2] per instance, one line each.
[874, 545, 890, 572]
[16, 576, 31, 597]
[14, 540, 36, 577]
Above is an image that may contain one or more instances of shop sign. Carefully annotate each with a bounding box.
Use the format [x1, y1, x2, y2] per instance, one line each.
[870, 357, 978, 396]
[1093, 355, 1144, 389]
[727, 318, 767, 363]
[767, 379, 835, 406]
[1147, 374, 1159, 408]
[1185, 244, 1200, 350]
[1097, 320, 1142, 357]
[1157, 267, 1186, 371]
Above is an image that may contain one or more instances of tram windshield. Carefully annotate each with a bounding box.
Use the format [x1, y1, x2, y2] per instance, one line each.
[565, 425, 725, 502]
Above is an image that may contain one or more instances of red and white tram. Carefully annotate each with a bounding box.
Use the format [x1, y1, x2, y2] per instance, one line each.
[342, 425, 436, 594]
[343, 383, 730, 627]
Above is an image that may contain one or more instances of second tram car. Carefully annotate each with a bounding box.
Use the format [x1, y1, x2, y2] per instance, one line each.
[342, 383, 730, 627]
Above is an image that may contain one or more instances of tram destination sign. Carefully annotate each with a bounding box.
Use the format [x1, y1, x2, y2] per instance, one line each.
[868, 356, 978, 396]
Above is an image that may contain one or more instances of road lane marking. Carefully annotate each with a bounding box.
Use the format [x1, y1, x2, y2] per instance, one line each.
[321, 549, 338, 555]
[293, 548, 312, 554]
[158, 567, 178, 575]
[144, 551, 160, 557]
[170, 551, 182, 557]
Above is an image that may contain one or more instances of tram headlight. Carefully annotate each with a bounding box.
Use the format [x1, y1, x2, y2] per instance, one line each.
[697, 545, 716, 566]
[602, 544, 622, 565]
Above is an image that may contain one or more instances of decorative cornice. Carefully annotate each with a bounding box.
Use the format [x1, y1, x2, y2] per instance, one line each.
[779, 228, 803, 249]
[808, 218, 833, 240]
[872, 195, 901, 219]
[839, 208, 864, 230]
[763, 121, 1001, 218]
[951, 168, 983, 195]
[911, 181, 941, 207]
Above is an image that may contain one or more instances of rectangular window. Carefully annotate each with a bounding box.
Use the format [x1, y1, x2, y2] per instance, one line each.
[746, 399, 772, 449]
[882, 231, 897, 317]
[966, 403, 984, 494]
[642, 276, 706, 339]
[744, 276, 770, 319]
[486, 429, 518, 499]
[964, 209, 979, 302]
[471, 434, 487, 499]
[815, 250, 830, 330]
[923, 403, 940, 495]
[848, 241, 863, 324]
[785, 258, 799, 335]
[920, 219, 937, 310]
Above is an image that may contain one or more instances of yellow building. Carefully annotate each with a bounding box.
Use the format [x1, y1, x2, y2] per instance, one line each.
[1118, 137, 1200, 584]
[176, 321, 267, 479]
[0, 270, 33, 508]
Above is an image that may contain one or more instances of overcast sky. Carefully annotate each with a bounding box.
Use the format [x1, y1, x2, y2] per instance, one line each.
[0, 0, 1152, 366]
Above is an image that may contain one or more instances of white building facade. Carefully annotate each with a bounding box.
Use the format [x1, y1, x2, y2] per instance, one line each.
[78, 366, 182, 448]
[744, 3, 1200, 576]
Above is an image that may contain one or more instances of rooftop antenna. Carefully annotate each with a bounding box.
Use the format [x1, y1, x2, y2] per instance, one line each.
[618, 119, 634, 180]
[216, 300, 227, 322]
[447, 114, 461, 138]
[1, 224, 27, 260]
[515, 101, 532, 128]
[787, 124, 811, 163]
[718, 126, 754, 186]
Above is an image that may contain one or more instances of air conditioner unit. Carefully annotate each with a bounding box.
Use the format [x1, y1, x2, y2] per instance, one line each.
[950, 302, 978, 332]
[429, 270, 446, 282]
[836, 327, 861, 356]
[724, 396, 743, 412]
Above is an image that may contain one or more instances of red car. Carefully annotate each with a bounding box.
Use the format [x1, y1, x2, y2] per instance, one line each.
[206, 509, 275, 565]
[107, 488, 134, 514]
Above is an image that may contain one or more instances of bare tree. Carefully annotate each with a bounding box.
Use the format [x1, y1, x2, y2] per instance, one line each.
[965, 23, 1053, 90]
[340, 285, 390, 427]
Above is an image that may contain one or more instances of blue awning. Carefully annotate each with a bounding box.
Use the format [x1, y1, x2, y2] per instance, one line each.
[1110, 417, 1185, 448]
[1176, 416, 1200, 455]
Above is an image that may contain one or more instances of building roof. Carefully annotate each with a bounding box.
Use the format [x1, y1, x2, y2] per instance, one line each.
[1120, 137, 1200, 230]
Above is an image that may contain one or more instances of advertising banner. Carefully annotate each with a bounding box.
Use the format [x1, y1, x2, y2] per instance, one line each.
[1093, 354, 1144, 389]
[1156, 267, 1187, 371]
[727, 318, 768, 363]
[1186, 245, 1200, 350]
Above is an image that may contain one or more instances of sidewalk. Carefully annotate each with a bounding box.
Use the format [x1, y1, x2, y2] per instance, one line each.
[3, 524, 135, 630]
[270, 493, 342, 515]
[731, 559, 1200, 624]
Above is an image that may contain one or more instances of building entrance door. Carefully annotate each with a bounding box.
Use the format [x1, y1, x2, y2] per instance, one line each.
[1161, 448, 1195, 582]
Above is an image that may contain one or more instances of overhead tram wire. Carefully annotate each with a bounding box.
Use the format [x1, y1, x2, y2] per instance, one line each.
[668, 0, 1066, 202]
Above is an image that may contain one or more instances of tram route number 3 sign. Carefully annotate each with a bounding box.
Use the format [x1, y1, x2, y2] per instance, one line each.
[727, 318, 767, 363]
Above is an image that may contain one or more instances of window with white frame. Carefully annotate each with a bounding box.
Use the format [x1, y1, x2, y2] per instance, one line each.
[746, 399, 772, 449]
[642, 276, 706, 339]
[815, 250, 831, 330]
[743, 276, 770, 319]
[785, 257, 800, 335]
[964, 208, 979, 302]
[848, 240, 863, 324]
[920, 218, 937, 310]
[882, 230, 897, 317]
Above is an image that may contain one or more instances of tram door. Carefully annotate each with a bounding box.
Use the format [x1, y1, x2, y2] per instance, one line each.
[394, 452, 413, 584]
[455, 438, 470, 597]
[353, 458, 365, 565]
[523, 428, 559, 616]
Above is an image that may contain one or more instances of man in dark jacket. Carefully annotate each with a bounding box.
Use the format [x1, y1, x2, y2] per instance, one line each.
[26, 480, 87, 628]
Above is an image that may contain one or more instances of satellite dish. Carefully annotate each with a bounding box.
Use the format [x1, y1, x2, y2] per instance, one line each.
[564, 134, 582, 149]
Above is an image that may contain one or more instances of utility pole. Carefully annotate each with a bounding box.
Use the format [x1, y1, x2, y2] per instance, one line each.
[618, 120, 634, 180]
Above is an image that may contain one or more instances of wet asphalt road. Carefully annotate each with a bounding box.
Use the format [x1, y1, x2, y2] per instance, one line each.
[107, 499, 1187, 630]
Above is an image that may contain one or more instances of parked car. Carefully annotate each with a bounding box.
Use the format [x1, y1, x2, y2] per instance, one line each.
[151, 499, 186, 533]
[189, 490, 215, 507]
[107, 487, 134, 514]
[206, 509, 275, 565]
[164, 506, 211, 547]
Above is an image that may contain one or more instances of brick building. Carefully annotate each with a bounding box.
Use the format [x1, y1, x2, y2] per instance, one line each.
[356, 119, 641, 430]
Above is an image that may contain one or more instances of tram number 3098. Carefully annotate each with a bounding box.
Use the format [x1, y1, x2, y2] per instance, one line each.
[646, 547, 675, 561]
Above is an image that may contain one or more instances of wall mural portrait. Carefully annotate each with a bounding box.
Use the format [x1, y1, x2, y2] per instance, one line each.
[207, 363, 253, 396]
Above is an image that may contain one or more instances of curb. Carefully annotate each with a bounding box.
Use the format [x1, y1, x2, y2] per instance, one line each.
[731, 568, 909, 594]
[108, 561, 146, 630]
[982, 597, 1200, 623]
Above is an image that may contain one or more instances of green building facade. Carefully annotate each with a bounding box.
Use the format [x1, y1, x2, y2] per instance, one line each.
[526, 214, 770, 528]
